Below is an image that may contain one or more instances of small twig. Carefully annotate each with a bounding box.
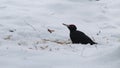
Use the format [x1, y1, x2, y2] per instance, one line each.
[23, 20, 37, 31]
[26, 23, 37, 31]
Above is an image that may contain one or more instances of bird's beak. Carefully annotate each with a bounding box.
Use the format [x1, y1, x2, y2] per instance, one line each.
[63, 23, 69, 27]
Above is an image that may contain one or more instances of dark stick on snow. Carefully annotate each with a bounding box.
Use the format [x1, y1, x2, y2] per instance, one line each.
[48, 29, 55, 33]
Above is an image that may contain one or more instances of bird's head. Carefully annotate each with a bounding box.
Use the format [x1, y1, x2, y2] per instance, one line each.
[63, 23, 77, 31]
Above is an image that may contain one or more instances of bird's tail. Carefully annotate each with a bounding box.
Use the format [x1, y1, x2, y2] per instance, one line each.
[90, 42, 97, 45]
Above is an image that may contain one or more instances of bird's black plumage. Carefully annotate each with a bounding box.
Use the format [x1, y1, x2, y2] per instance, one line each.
[63, 23, 97, 45]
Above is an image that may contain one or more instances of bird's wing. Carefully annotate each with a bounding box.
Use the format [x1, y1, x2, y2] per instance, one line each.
[76, 31, 93, 41]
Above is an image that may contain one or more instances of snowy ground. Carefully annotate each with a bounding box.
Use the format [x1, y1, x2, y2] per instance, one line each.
[0, 0, 120, 68]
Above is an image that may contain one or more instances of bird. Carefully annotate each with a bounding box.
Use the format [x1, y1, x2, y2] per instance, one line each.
[63, 23, 97, 45]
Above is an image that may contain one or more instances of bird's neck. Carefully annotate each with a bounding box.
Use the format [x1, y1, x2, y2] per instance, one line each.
[70, 30, 76, 32]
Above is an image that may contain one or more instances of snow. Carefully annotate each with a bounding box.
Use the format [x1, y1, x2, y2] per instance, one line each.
[0, 0, 120, 68]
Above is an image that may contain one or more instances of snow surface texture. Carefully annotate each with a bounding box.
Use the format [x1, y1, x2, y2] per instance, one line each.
[0, 0, 120, 68]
